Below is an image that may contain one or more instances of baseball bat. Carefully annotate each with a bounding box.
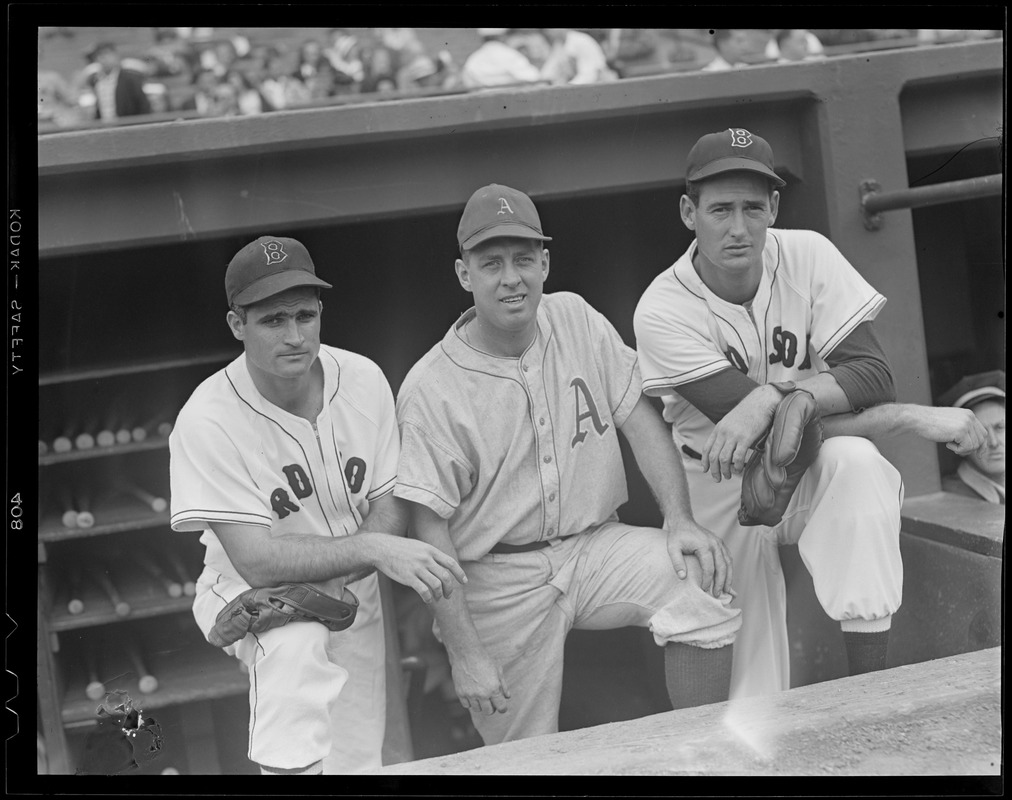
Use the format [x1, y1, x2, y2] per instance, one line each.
[84, 644, 105, 702]
[95, 429, 117, 447]
[95, 570, 131, 617]
[115, 428, 133, 445]
[124, 641, 159, 694]
[130, 549, 183, 598]
[157, 421, 174, 438]
[74, 432, 95, 451]
[131, 425, 148, 443]
[161, 548, 196, 597]
[65, 562, 86, 615]
[52, 436, 73, 453]
[38, 440, 48, 457]
[120, 482, 168, 514]
[74, 488, 95, 529]
[161, 767, 180, 775]
[56, 483, 79, 528]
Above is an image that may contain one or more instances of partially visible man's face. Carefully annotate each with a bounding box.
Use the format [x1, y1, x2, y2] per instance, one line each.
[967, 400, 1005, 478]
[780, 30, 809, 62]
[719, 30, 751, 64]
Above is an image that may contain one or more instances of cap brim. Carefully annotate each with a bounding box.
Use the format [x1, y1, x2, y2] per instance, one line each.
[232, 270, 332, 306]
[461, 223, 552, 250]
[951, 386, 1006, 409]
[689, 156, 786, 187]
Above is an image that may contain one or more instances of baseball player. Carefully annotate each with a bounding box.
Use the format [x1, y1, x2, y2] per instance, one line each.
[393, 184, 742, 746]
[634, 128, 913, 698]
[169, 236, 466, 775]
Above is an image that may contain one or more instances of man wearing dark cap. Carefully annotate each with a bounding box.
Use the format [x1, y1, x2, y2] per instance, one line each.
[394, 184, 742, 746]
[635, 128, 919, 698]
[169, 236, 465, 774]
[938, 371, 1005, 503]
[82, 41, 152, 120]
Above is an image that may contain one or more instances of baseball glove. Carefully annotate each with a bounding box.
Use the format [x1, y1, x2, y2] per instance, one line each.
[738, 389, 824, 527]
[208, 583, 359, 648]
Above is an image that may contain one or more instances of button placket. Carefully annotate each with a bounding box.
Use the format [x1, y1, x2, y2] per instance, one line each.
[524, 359, 560, 542]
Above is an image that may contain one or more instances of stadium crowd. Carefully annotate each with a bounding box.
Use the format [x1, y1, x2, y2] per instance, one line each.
[38, 27, 1002, 129]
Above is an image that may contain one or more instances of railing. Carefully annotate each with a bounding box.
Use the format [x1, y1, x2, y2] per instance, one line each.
[860, 174, 1003, 230]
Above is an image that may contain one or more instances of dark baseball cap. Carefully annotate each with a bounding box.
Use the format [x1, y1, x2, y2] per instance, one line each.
[937, 370, 1005, 410]
[457, 184, 552, 250]
[225, 235, 332, 307]
[686, 128, 786, 187]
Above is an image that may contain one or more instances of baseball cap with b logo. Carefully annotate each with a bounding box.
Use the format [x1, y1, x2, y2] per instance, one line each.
[685, 128, 786, 187]
[457, 184, 553, 250]
[225, 235, 333, 306]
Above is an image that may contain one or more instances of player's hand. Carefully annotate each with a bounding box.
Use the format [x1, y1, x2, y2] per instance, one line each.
[368, 534, 468, 604]
[451, 649, 511, 715]
[701, 385, 781, 482]
[664, 518, 734, 598]
[906, 406, 988, 456]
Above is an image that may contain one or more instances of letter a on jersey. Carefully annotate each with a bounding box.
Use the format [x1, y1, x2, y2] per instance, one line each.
[570, 377, 610, 447]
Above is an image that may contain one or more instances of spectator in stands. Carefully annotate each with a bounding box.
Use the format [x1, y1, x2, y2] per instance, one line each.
[938, 371, 1006, 504]
[183, 68, 239, 117]
[540, 28, 618, 84]
[702, 29, 752, 71]
[376, 27, 443, 91]
[224, 68, 266, 115]
[461, 28, 543, 89]
[38, 40, 79, 125]
[324, 27, 366, 94]
[507, 29, 553, 69]
[296, 38, 330, 81]
[306, 60, 341, 101]
[201, 37, 247, 79]
[147, 28, 199, 79]
[259, 50, 310, 110]
[601, 28, 668, 77]
[79, 41, 152, 121]
[359, 32, 400, 93]
[768, 29, 825, 62]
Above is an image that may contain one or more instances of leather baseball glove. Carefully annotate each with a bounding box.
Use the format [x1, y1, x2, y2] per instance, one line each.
[738, 388, 824, 527]
[208, 583, 359, 648]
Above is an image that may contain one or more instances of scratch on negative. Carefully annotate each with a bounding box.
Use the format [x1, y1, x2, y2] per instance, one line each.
[174, 192, 196, 238]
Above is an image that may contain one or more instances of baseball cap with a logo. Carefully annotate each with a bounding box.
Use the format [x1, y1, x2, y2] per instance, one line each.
[457, 184, 553, 250]
[225, 235, 333, 307]
[686, 128, 786, 187]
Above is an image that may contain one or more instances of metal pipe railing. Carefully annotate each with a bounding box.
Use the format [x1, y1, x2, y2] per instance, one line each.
[860, 174, 1003, 230]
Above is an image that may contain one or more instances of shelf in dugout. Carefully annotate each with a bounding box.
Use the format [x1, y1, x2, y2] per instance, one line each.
[39, 504, 171, 542]
[48, 573, 195, 632]
[38, 437, 169, 467]
[39, 350, 237, 386]
[61, 644, 248, 726]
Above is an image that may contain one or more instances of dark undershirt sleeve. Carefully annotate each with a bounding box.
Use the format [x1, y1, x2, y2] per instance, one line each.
[675, 368, 760, 424]
[674, 322, 895, 424]
[823, 321, 896, 411]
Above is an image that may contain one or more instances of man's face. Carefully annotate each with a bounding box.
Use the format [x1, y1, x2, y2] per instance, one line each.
[681, 172, 778, 286]
[780, 30, 809, 61]
[967, 400, 1005, 478]
[455, 237, 549, 339]
[228, 287, 322, 383]
[719, 30, 750, 64]
[96, 48, 120, 72]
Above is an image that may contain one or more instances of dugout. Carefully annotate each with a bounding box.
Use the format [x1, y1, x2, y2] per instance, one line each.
[35, 39, 1003, 773]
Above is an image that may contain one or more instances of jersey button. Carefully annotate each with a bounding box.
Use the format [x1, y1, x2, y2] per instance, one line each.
[543, 455, 552, 464]
[547, 527, 554, 536]
[522, 364, 529, 372]
[539, 417, 545, 425]
[548, 492, 556, 502]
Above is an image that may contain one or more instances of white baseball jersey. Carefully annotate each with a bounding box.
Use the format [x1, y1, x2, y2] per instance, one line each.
[394, 292, 642, 562]
[169, 344, 400, 583]
[634, 228, 886, 455]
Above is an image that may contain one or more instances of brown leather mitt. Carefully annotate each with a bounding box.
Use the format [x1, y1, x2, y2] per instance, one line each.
[208, 583, 359, 648]
[738, 389, 824, 527]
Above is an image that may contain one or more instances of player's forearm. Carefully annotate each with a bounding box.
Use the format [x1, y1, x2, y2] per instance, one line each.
[821, 403, 904, 440]
[620, 396, 695, 524]
[213, 526, 395, 587]
[408, 503, 489, 661]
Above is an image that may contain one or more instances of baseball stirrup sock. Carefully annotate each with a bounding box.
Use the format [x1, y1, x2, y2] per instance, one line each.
[664, 642, 733, 710]
[843, 629, 889, 675]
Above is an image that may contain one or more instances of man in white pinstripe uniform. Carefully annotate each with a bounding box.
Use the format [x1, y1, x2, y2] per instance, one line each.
[170, 235, 465, 775]
[634, 128, 907, 699]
